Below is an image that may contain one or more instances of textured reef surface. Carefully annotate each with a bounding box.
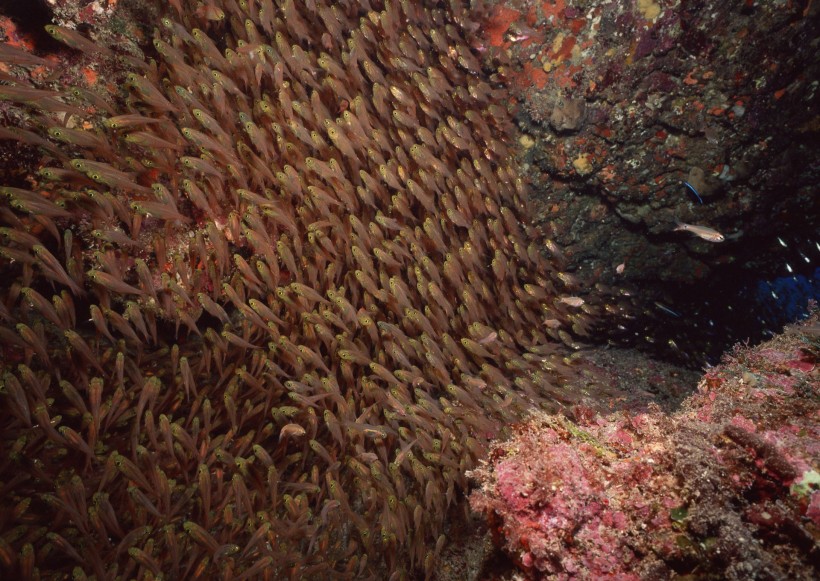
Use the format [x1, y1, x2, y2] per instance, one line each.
[1, 0, 818, 580]
[0, 0, 608, 578]
[469, 312, 819, 580]
[483, 0, 820, 362]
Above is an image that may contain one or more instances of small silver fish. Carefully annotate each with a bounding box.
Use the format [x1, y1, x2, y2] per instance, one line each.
[674, 222, 725, 242]
[559, 296, 585, 307]
[654, 301, 681, 318]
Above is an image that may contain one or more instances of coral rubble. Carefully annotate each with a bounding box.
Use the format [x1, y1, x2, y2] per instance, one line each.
[0, 0, 597, 578]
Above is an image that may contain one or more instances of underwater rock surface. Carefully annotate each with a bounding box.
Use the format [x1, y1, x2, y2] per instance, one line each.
[469, 312, 819, 580]
[483, 0, 820, 362]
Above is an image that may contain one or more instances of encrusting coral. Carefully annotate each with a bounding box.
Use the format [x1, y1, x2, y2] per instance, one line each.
[469, 312, 818, 579]
[0, 0, 596, 578]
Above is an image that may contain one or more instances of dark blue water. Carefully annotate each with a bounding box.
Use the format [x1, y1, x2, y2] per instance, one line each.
[753, 267, 820, 334]
[608, 236, 819, 367]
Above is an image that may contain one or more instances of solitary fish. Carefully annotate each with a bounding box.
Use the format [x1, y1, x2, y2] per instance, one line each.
[674, 222, 725, 242]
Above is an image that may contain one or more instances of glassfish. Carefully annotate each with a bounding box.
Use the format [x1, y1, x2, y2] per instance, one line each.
[674, 221, 725, 242]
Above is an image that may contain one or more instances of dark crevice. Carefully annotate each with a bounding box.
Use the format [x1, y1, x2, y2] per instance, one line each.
[0, 0, 61, 53]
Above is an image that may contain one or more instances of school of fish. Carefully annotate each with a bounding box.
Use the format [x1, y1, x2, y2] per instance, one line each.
[0, 1, 598, 578]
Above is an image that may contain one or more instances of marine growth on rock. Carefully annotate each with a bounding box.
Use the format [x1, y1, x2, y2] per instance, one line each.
[0, 0, 593, 578]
